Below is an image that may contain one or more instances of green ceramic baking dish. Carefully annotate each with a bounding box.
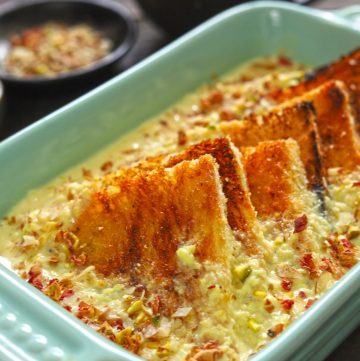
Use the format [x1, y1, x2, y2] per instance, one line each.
[1, 2, 360, 360]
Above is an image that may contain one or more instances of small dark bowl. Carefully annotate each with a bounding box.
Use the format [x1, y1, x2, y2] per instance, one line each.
[0, 0, 137, 86]
[137, 0, 314, 37]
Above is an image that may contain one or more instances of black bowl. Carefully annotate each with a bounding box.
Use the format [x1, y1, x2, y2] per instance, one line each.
[0, 0, 137, 86]
[137, 0, 314, 37]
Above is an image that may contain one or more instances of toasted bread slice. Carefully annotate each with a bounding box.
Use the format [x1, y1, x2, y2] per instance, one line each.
[72, 155, 234, 314]
[242, 139, 317, 221]
[217, 101, 325, 199]
[163, 138, 263, 256]
[114, 137, 264, 256]
[275, 81, 360, 173]
[242, 139, 326, 257]
[271, 47, 360, 130]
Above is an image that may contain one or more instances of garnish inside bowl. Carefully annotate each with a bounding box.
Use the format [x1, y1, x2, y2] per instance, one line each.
[5, 22, 112, 77]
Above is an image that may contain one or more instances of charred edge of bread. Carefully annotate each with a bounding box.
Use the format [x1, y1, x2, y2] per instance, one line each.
[218, 100, 326, 209]
[241, 139, 319, 222]
[279, 80, 360, 173]
[72, 155, 234, 315]
[273, 47, 360, 130]
[164, 137, 262, 256]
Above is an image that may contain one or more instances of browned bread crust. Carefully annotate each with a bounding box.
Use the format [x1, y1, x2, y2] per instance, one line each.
[276, 80, 360, 173]
[271, 47, 360, 132]
[218, 101, 325, 199]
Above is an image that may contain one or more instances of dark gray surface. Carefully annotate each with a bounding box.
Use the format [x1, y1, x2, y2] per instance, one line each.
[0, 0, 359, 360]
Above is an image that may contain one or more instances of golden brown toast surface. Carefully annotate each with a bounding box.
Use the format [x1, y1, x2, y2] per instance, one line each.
[276, 81, 360, 172]
[164, 137, 261, 255]
[218, 101, 325, 197]
[242, 139, 315, 221]
[271, 47, 360, 130]
[72, 155, 233, 313]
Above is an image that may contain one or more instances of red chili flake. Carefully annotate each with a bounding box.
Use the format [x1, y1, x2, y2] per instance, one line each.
[63, 305, 72, 312]
[299, 253, 318, 279]
[294, 214, 308, 233]
[281, 299, 294, 311]
[305, 299, 316, 309]
[298, 291, 307, 299]
[267, 323, 284, 338]
[208, 91, 224, 105]
[60, 289, 74, 301]
[352, 181, 360, 187]
[281, 279, 293, 292]
[343, 238, 354, 249]
[278, 55, 293, 67]
[264, 299, 275, 313]
[329, 237, 357, 268]
[208, 284, 216, 290]
[219, 110, 237, 121]
[28, 265, 43, 290]
[100, 161, 113, 172]
[107, 334, 116, 342]
[29, 276, 43, 290]
[200, 91, 224, 112]
[28, 264, 42, 278]
[177, 130, 187, 146]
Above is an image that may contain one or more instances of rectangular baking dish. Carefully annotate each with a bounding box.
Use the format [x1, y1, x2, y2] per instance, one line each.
[1, 2, 360, 360]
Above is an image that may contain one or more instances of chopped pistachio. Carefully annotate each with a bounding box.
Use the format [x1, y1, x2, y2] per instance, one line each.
[135, 310, 148, 325]
[254, 290, 267, 299]
[152, 315, 160, 326]
[233, 265, 252, 283]
[127, 300, 143, 316]
[274, 236, 284, 246]
[247, 319, 260, 332]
